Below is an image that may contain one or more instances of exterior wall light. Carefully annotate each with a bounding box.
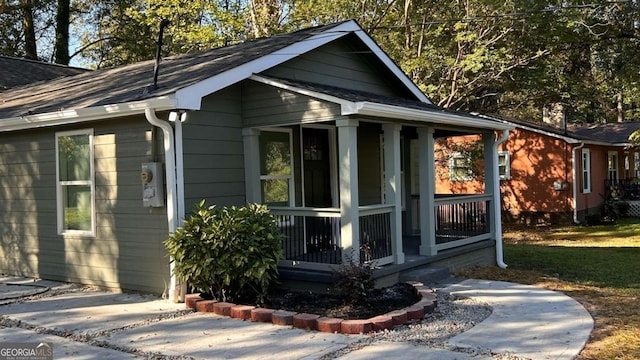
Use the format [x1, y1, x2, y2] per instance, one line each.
[168, 110, 188, 122]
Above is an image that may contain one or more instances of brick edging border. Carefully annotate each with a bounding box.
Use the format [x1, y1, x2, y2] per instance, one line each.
[184, 281, 437, 335]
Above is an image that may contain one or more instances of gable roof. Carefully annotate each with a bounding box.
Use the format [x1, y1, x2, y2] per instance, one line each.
[0, 20, 510, 133]
[0, 56, 88, 91]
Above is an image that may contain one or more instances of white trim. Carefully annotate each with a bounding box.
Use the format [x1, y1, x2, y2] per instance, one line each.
[449, 152, 474, 181]
[175, 21, 363, 110]
[250, 74, 511, 131]
[258, 128, 295, 207]
[582, 148, 591, 194]
[350, 103, 512, 130]
[498, 151, 510, 180]
[1, 97, 176, 132]
[55, 128, 96, 237]
[608, 151, 619, 182]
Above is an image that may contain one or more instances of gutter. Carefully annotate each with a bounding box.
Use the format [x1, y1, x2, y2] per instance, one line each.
[572, 143, 585, 224]
[493, 129, 509, 269]
[144, 108, 184, 302]
[0, 96, 176, 132]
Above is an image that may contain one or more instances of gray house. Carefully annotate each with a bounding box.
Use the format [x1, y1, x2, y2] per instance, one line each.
[0, 20, 511, 300]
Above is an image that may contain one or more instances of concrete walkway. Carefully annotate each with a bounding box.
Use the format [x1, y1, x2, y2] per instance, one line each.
[0, 276, 593, 359]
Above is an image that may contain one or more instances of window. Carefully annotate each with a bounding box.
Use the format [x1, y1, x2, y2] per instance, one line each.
[582, 148, 591, 194]
[56, 129, 95, 235]
[498, 151, 510, 180]
[259, 129, 293, 207]
[449, 153, 473, 181]
[608, 151, 618, 181]
[635, 152, 640, 179]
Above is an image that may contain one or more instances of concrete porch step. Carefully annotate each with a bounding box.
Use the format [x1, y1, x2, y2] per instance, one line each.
[399, 266, 450, 285]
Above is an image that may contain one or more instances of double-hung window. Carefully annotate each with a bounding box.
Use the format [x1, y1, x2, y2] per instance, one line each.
[582, 148, 591, 194]
[56, 129, 95, 235]
[449, 153, 473, 181]
[635, 152, 640, 179]
[498, 151, 510, 180]
[608, 151, 618, 182]
[259, 129, 293, 207]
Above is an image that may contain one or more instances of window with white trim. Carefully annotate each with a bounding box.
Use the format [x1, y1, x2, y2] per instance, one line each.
[498, 151, 510, 180]
[259, 129, 293, 207]
[635, 152, 640, 179]
[582, 148, 591, 194]
[608, 151, 618, 181]
[56, 129, 95, 235]
[449, 153, 473, 181]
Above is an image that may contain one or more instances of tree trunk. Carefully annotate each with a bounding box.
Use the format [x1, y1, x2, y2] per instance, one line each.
[22, 0, 37, 59]
[54, 0, 70, 65]
[617, 92, 624, 122]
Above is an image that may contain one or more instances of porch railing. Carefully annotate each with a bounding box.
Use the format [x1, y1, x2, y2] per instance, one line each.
[359, 204, 394, 265]
[605, 178, 640, 200]
[434, 194, 492, 251]
[270, 205, 394, 266]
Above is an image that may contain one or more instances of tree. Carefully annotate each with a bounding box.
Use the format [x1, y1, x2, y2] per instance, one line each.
[53, 0, 70, 64]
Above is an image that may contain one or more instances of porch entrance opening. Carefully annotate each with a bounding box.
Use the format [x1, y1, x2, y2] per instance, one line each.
[302, 128, 337, 256]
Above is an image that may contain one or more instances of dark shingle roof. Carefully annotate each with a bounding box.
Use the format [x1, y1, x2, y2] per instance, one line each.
[568, 122, 640, 144]
[0, 56, 88, 91]
[491, 115, 640, 145]
[0, 22, 347, 118]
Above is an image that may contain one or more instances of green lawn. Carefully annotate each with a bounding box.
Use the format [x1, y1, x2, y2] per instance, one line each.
[459, 218, 640, 360]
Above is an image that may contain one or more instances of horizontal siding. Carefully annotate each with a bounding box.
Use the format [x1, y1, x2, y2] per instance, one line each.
[182, 84, 247, 208]
[0, 117, 170, 294]
[263, 37, 408, 98]
[242, 81, 340, 127]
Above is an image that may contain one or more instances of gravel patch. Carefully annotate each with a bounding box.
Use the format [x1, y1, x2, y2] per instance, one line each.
[321, 289, 529, 360]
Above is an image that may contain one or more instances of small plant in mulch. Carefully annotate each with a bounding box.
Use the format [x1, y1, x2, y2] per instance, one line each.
[332, 254, 375, 305]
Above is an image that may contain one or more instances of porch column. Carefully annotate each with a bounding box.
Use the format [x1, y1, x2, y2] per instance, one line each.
[337, 118, 360, 264]
[418, 127, 437, 256]
[483, 132, 497, 235]
[383, 123, 405, 264]
[242, 128, 261, 203]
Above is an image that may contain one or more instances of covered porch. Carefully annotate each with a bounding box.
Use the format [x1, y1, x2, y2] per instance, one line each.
[243, 119, 503, 276]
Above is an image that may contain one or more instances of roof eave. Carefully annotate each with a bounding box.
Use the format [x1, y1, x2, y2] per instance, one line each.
[349, 102, 513, 131]
[0, 96, 176, 132]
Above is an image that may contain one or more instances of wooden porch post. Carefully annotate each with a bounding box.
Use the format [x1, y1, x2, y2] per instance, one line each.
[383, 123, 405, 264]
[242, 128, 261, 203]
[418, 127, 437, 256]
[483, 132, 497, 235]
[337, 118, 360, 264]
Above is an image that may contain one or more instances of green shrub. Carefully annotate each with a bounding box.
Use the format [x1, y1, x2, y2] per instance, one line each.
[164, 200, 283, 304]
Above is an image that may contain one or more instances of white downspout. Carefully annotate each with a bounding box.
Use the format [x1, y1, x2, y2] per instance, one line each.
[144, 108, 183, 302]
[493, 129, 509, 269]
[572, 143, 585, 224]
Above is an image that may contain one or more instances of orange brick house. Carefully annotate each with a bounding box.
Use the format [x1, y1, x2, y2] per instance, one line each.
[435, 116, 640, 224]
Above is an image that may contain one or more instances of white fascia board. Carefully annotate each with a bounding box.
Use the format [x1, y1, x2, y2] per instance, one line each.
[249, 74, 354, 108]
[350, 29, 432, 104]
[0, 96, 176, 132]
[350, 102, 513, 131]
[175, 21, 361, 110]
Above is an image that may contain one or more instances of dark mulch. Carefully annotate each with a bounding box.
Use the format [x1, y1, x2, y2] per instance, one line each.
[263, 282, 421, 320]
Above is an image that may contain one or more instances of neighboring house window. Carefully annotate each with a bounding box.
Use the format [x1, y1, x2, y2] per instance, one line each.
[582, 148, 591, 194]
[635, 152, 640, 179]
[608, 151, 618, 182]
[498, 151, 510, 180]
[56, 129, 95, 235]
[259, 129, 293, 207]
[449, 153, 473, 181]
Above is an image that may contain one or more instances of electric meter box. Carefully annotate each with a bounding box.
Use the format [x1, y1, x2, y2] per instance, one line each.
[141, 162, 164, 207]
